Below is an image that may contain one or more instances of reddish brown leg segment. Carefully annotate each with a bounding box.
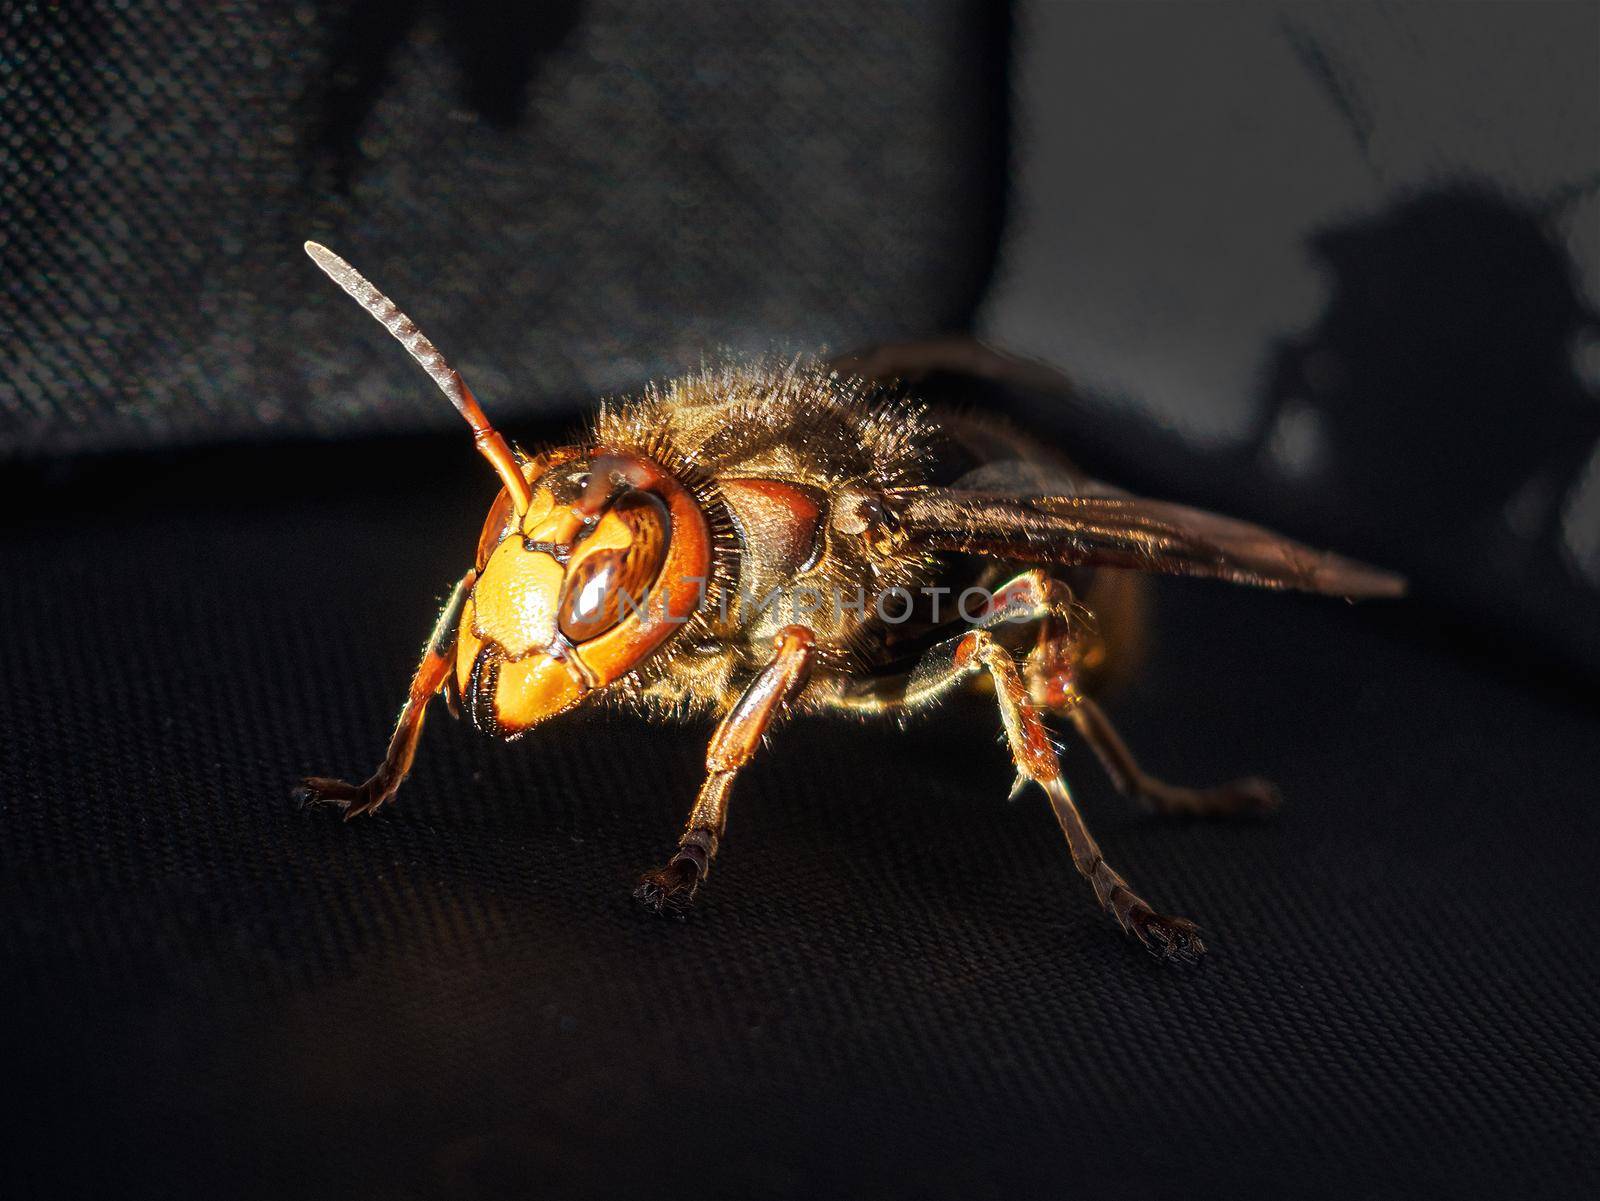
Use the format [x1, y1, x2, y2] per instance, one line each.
[1066, 695, 1281, 818]
[296, 570, 474, 819]
[930, 628, 1204, 963]
[636, 626, 816, 916]
[984, 571, 1281, 818]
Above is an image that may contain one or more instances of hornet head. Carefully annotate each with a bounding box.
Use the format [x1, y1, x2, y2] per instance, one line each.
[304, 242, 710, 737]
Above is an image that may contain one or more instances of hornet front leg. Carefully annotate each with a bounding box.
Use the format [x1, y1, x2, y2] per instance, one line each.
[295, 570, 474, 819]
[635, 626, 816, 916]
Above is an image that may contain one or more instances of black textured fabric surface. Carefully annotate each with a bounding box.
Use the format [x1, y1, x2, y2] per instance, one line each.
[3, 437, 1597, 1200]
[1, 0, 1002, 456]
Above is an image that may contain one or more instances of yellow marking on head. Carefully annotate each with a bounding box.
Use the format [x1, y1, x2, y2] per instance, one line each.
[471, 540, 565, 660]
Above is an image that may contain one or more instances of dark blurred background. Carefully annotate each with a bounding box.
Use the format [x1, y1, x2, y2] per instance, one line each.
[2, 4, 1597, 1199]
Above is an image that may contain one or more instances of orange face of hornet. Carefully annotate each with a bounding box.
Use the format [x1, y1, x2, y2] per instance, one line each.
[453, 450, 713, 737]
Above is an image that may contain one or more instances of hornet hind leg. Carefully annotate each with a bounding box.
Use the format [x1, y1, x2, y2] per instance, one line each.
[905, 618, 1204, 964]
[1064, 695, 1281, 818]
[986, 570, 1282, 819]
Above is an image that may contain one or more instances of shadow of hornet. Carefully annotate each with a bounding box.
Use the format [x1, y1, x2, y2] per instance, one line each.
[1254, 184, 1600, 569]
[863, 183, 1600, 683]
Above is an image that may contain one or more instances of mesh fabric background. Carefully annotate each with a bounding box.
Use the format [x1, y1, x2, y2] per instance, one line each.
[1, 0, 1001, 457]
[3, 441, 1597, 1199]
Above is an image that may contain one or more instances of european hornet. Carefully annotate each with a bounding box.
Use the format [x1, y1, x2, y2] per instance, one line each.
[295, 243, 1403, 963]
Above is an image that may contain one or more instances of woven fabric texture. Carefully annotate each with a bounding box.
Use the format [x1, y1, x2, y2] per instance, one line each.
[1, 0, 1001, 457]
[3, 439, 1596, 1200]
